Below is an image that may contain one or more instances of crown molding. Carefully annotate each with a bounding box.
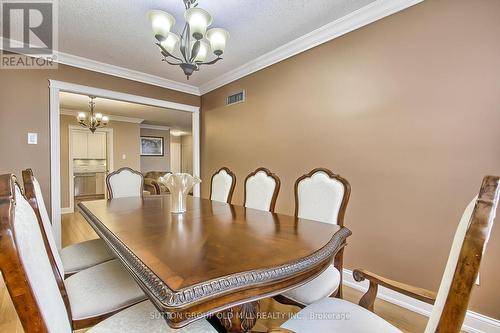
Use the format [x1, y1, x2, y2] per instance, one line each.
[198, 0, 423, 94]
[55, 51, 201, 96]
[140, 124, 171, 131]
[60, 108, 144, 124]
[3, 0, 422, 97]
[1, 37, 200, 96]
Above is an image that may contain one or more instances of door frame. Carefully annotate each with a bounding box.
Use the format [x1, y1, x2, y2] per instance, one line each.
[49, 80, 201, 248]
[65, 126, 114, 214]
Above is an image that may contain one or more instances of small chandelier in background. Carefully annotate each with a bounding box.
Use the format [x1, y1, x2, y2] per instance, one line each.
[76, 96, 109, 134]
[148, 0, 230, 79]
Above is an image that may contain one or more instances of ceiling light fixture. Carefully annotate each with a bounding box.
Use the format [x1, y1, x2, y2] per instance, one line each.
[148, 0, 229, 80]
[76, 96, 109, 133]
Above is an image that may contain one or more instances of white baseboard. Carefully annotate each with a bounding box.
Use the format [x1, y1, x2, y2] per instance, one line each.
[342, 269, 500, 333]
[61, 207, 73, 214]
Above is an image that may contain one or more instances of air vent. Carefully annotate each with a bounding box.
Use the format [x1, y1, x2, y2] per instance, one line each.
[226, 90, 245, 106]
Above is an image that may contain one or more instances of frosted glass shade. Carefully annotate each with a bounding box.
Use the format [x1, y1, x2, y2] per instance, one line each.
[193, 40, 210, 62]
[77, 112, 86, 121]
[184, 8, 212, 40]
[102, 116, 109, 124]
[95, 113, 103, 120]
[160, 33, 180, 54]
[207, 28, 229, 56]
[148, 10, 175, 41]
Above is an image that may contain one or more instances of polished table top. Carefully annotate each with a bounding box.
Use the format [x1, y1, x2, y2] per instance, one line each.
[78, 195, 351, 328]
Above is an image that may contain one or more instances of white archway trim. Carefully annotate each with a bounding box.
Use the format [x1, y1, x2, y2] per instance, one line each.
[49, 80, 201, 248]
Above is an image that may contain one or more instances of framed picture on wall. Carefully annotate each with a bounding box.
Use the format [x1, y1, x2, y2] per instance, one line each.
[140, 136, 164, 156]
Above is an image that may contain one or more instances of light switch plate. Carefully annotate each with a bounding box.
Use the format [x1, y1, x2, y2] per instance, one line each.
[122, 154, 126, 160]
[28, 133, 38, 145]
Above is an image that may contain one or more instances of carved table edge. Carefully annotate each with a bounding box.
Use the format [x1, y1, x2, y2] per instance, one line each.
[78, 202, 352, 312]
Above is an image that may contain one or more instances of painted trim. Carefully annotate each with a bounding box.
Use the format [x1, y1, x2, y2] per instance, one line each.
[61, 109, 144, 124]
[140, 124, 171, 131]
[49, 80, 200, 113]
[342, 269, 500, 333]
[49, 86, 62, 249]
[50, 80, 201, 247]
[61, 207, 73, 214]
[199, 0, 423, 94]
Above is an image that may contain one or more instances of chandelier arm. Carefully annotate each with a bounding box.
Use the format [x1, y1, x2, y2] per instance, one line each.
[197, 57, 222, 66]
[156, 43, 184, 62]
[189, 40, 200, 62]
[164, 59, 183, 66]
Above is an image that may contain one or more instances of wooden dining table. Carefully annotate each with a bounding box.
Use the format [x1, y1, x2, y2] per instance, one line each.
[78, 194, 351, 332]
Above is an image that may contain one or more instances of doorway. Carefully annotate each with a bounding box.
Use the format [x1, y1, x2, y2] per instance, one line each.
[49, 80, 200, 248]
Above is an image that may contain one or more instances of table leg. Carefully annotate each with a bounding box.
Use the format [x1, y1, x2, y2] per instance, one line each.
[219, 300, 260, 333]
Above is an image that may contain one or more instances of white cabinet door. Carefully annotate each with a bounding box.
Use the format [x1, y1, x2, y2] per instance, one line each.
[72, 131, 88, 159]
[87, 132, 106, 159]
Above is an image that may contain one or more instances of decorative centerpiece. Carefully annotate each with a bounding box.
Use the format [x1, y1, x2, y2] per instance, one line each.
[160, 173, 201, 213]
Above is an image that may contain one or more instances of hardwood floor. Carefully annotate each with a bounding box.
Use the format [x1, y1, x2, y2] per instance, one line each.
[1, 211, 432, 332]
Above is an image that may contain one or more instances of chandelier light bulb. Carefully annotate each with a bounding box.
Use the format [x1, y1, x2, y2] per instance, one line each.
[95, 113, 103, 120]
[77, 112, 86, 121]
[161, 33, 181, 54]
[184, 8, 212, 40]
[206, 28, 229, 56]
[102, 116, 109, 124]
[148, 10, 176, 41]
[193, 40, 210, 62]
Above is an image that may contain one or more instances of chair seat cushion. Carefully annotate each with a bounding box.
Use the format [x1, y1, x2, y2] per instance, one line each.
[281, 264, 340, 305]
[281, 297, 402, 333]
[60, 238, 115, 275]
[87, 301, 217, 333]
[65, 259, 147, 320]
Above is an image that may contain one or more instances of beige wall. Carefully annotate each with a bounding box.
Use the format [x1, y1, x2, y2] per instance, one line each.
[181, 135, 193, 174]
[140, 128, 171, 173]
[201, 0, 500, 318]
[0, 63, 199, 210]
[59, 114, 141, 208]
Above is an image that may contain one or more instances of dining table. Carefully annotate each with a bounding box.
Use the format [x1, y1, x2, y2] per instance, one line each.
[78, 194, 351, 332]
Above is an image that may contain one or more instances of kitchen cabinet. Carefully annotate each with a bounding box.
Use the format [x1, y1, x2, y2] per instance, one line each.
[72, 130, 106, 159]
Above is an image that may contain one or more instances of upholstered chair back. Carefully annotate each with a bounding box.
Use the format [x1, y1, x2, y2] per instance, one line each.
[22, 170, 65, 277]
[295, 168, 350, 225]
[210, 167, 236, 203]
[425, 176, 499, 332]
[106, 167, 144, 199]
[244, 168, 280, 212]
[0, 175, 72, 333]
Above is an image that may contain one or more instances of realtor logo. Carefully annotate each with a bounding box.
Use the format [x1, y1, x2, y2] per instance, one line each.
[1, 0, 58, 69]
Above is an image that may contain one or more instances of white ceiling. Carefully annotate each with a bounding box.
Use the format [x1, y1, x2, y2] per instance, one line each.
[59, 92, 192, 133]
[57, 0, 379, 90]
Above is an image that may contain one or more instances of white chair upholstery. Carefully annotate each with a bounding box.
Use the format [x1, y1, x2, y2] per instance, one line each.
[424, 197, 477, 333]
[32, 177, 114, 276]
[281, 169, 349, 305]
[281, 297, 402, 333]
[210, 168, 235, 203]
[65, 259, 146, 320]
[244, 169, 279, 211]
[88, 301, 217, 333]
[13, 185, 73, 333]
[296, 170, 345, 224]
[107, 168, 143, 199]
[281, 265, 340, 306]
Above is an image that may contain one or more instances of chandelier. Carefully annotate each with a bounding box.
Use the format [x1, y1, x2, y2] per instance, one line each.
[76, 96, 109, 133]
[147, 0, 229, 79]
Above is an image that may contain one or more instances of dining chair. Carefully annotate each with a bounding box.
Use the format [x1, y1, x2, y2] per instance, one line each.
[22, 169, 115, 277]
[276, 168, 351, 306]
[16, 175, 146, 329]
[272, 175, 500, 333]
[0, 174, 217, 333]
[106, 167, 144, 199]
[210, 167, 236, 203]
[244, 167, 281, 212]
